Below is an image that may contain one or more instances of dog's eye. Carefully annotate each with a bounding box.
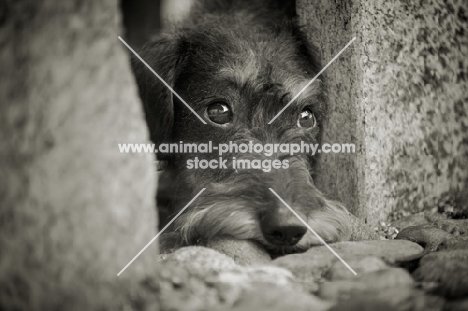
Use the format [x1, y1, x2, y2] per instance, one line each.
[206, 102, 232, 124]
[297, 108, 317, 128]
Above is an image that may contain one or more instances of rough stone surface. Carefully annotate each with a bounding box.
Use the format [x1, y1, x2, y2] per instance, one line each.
[205, 238, 272, 266]
[329, 289, 444, 311]
[444, 299, 468, 311]
[215, 266, 295, 285]
[393, 212, 430, 230]
[148, 237, 468, 311]
[395, 212, 468, 236]
[298, 0, 468, 226]
[270, 240, 422, 296]
[395, 216, 468, 300]
[395, 213, 468, 262]
[413, 250, 468, 298]
[396, 225, 455, 254]
[146, 248, 330, 311]
[161, 246, 239, 276]
[325, 256, 389, 281]
[0, 1, 156, 310]
[223, 284, 331, 311]
[319, 268, 414, 301]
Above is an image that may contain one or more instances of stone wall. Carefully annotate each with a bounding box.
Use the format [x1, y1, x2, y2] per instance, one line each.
[0, 0, 157, 309]
[298, 0, 468, 225]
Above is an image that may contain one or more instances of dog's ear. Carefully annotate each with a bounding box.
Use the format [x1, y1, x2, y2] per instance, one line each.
[131, 34, 188, 147]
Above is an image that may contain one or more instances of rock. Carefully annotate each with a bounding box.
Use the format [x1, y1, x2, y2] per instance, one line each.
[395, 212, 468, 237]
[154, 261, 299, 311]
[158, 274, 224, 311]
[319, 268, 414, 301]
[133, 261, 226, 311]
[273, 240, 422, 279]
[205, 238, 271, 266]
[328, 288, 444, 311]
[154, 246, 327, 311]
[213, 266, 295, 285]
[396, 225, 454, 247]
[413, 249, 468, 298]
[393, 212, 429, 230]
[427, 217, 468, 237]
[395, 225, 454, 259]
[271, 250, 329, 290]
[163, 246, 238, 277]
[223, 283, 331, 311]
[309, 240, 424, 262]
[444, 299, 468, 311]
[423, 212, 449, 223]
[438, 238, 468, 251]
[272, 240, 421, 294]
[325, 256, 389, 281]
[208, 266, 302, 307]
[394, 219, 468, 276]
[329, 299, 398, 311]
[153, 262, 326, 311]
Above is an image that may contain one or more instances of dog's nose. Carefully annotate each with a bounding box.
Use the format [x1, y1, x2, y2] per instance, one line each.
[262, 221, 307, 246]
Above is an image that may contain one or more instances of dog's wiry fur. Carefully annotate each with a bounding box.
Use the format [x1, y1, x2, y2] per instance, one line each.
[132, 0, 352, 255]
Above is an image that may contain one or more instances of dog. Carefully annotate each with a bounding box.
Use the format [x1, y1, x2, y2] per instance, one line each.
[132, 0, 352, 255]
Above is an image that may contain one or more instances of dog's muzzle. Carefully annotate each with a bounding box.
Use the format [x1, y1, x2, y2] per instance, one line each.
[260, 206, 307, 246]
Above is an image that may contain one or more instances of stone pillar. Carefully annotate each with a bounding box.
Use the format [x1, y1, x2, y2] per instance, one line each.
[0, 1, 157, 309]
[297, 0, 468, 225]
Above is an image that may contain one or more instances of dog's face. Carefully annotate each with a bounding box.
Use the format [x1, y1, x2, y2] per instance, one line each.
[133, 13, 351, 255]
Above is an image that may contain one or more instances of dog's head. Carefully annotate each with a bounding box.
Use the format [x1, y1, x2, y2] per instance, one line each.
[132, 6, 351, 255]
